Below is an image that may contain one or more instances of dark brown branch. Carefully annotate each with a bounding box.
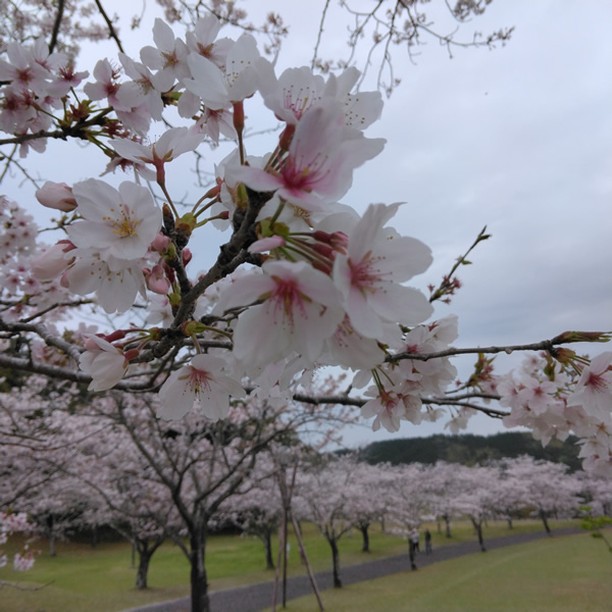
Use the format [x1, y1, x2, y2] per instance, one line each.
[93, 0, 125, 53]
[48, 0, 66, 54]
[388, 331, 611, 363]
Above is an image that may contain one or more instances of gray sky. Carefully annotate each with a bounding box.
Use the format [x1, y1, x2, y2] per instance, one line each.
[4, 1, 611, 447]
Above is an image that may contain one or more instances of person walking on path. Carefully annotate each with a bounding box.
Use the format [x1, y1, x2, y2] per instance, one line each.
[408, 528, 420, 570]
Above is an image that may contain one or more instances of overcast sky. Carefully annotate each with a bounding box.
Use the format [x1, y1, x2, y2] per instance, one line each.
[4, 1, 611, 447]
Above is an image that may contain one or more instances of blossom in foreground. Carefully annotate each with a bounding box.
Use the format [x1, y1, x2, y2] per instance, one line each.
[569, 352, 612, 421]
[158, 354, 244, 420]
[67, 179, 161, 261]
[217, 260, 344, 370]
[361, 386, 423, 432]
[112, 127, 205, 183]
[35, 181, 77, 211]
[79, 335, 129, 391]
[62, 249, 147, 314]
[333, 202, 433, 339]
[233, 101, 385, 211]
[184, 33, 265, 110]
[258, 64, 383, 129]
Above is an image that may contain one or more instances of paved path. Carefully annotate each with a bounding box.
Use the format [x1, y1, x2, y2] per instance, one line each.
[129, 527, 580, 612]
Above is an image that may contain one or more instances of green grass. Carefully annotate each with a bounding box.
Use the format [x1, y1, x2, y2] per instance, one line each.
[273, 531, 612, 612]
[0, 519, 581, 611]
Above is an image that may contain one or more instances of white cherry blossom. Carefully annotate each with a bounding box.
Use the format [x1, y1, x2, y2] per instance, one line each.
[233, 100, 385, 211]
[333, 202, 433, 338]
[67, 179, 161, 261]
[217, 259, 344, 370]
[158, 354, 244, 420]
[79, 335, 129, 391]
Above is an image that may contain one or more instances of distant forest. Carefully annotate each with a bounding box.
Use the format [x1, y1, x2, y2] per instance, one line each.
[354, 432, 581, 471]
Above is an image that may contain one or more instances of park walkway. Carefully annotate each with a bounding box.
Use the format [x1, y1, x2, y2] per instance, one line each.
[129, 527, 580, 612]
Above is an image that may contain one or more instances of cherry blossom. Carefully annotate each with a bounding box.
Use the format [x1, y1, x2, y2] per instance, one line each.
[62, 248, 148, 313]
[217, 259, 344, 370]
[112, 127, 205, 183]
[569, 352, 612, 420]
[79, 335, 129, 391]
[66, 179, 161, 261]
[158, 354, 244, 420]
[233, 100, 385, 211]
[333, 202, 433, 339]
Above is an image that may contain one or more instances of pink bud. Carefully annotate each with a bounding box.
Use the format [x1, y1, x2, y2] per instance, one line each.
[182, 248, 192, 266]
[103, 329, 127, 343]
[30, 241, 74, 281]
[35, 182, 77, 212]
[248, 236, 286, 253]
[145, 264, 171, 295]
[150, 232, 171, 253]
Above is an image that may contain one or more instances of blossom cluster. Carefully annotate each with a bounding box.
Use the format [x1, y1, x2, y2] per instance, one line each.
[0, 15, 439, 426]
[0, 511, 35, 571]
[0, 39, 88, 156]
[0, 14, 610, 473]
[498, 352, 612, 476]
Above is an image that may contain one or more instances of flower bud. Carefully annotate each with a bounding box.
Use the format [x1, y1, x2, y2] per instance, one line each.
[150, 232, 171, 253]
[35, 182, 77, 212]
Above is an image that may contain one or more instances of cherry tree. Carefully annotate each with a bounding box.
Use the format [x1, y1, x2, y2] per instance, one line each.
[90, 389, 348, 611]
[450, 465, 504, 552]
[213, 454, 281, 571]
[292, 455, 386, 588]
[500, 456, 583, 535]
[58, 413, 185, 590]
[0, 5, 610, 610]
[0, 511, 36, 573]
[0, 1, 608, 477]
[420, 462, 466, 538]
[0, 378, 106, 557]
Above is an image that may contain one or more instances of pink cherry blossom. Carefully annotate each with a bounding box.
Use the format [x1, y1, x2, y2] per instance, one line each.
[30, 241, 74, 281]
[569, 352, 612, 420]
[62, 248, 147, 314]
[158, 354, 244, 420]
[67, 179, 161, 261]
[140, 19, 190, 84]
[112, 127, 204, 183]
[217, 260, 344, 370]
[79, 335, 129, 391]
[184, 33, 265, 109]
[232, 101, 385, 211]
[333, 203, 433, 338]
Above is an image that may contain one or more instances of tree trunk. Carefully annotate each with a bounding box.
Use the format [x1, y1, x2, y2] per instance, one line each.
[506, 516, 514, 530]
[444, 514, 452, 538]
[328, 537, 342, 588]
[264, 529, 275, 570]
[471, 517, 486, 552]
[46, 515, 57, 557]
[136, 545, 153, 590]
[359, 523, 370, 553]
[539, 509, 552, 535]
[189, 527, 210, 612]
[91, 525, 98, 548]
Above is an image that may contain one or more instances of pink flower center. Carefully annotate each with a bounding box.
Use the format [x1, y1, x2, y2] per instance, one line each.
[188, 366, 212, 393]
[585, 371, 608, 394]
[270, 276, 308, 325]
[349, 253, 379, 293]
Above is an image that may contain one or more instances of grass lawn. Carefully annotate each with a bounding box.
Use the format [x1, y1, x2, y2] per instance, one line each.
[275, 531, 612, 612]
[0, 519, 581, 611]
